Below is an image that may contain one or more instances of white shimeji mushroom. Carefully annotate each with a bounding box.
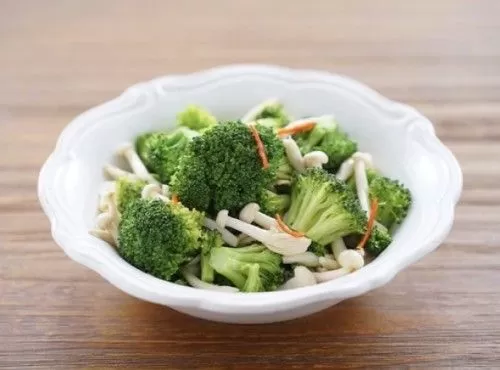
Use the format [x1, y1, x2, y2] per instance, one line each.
[98, 181, 117, 212]
[336, 158, 355, 181]
[240, 98, 280, 124]
[303, 151, 329, 169]
[282, 252, 320, 268]
[116, 143, 159, 184]
[104, 164, 141, 182]
[314, 238, 364, 282]
[90, 192, 119, 246]
[318, 254, 340, 270]
[203, 217, 239, 247]
[280, 266, 317, 290]
[352, 152, 374, 214]
[239, 203, 277, 229]
[282, 137, 306, 173]
[216, 210, 311, 256]
[141, 183, 171, 203]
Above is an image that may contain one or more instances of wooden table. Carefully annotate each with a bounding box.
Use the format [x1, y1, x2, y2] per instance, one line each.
[1, 1, 499, 368]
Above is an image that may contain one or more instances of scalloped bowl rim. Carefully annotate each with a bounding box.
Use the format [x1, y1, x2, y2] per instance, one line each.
[38, 64, 462, 315]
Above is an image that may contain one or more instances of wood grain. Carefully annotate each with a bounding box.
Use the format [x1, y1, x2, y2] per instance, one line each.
[1, 0, 499, 368]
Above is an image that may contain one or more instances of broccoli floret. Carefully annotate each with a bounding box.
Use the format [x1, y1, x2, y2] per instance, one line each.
[258, 189, 290, 216]
[200, 230, 224, 283]
[209, 244, 284, 292]
[177, 105, 217, 132]
[285, 168, 367, 246]
[115, 177, 146, 214]
[170, 149, 211, 211]
[171, 121, 286, 214]
[308, 241, 328, 256]
[365, 169, 412, 229]
[365, 225, 393, 257]
[254, 102, 290, 128]
[296, 116, 357, 172]
[135, 128, 199, 184]
[117, 198, 205, 280]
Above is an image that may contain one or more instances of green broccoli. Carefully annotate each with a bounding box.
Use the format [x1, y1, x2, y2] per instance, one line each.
[177, 105, 217, 132]
[296, 116, 357, 172]
[285, 168, 367, 246]
[171, 121, 286, 214]
[258, 189, 291, 216]
[115, 177, 146, 214]
[254, 102, 290, 128]
[365, 169, 412, 229]
[117, 198, 205, 281]
[365, 226, 393, 257]
[209, 244, 284, 292]
[169, 148, 211, 211]
[200, 230, 224, 283]
[135, 128, 199, 184]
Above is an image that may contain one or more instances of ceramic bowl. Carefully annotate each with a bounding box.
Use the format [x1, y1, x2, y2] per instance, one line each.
[38, 65, 462, 324]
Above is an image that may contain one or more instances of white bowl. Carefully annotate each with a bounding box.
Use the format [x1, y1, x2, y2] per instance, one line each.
[38, 65, 462, 324]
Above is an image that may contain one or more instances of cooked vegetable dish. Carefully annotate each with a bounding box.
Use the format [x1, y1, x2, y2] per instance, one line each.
[90, 99, 412, 292]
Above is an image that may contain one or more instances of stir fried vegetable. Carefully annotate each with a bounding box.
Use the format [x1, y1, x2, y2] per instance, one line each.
[91, 99, 412, 292]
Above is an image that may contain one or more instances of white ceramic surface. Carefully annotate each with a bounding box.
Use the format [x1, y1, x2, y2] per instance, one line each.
[38, 65, 462, 324]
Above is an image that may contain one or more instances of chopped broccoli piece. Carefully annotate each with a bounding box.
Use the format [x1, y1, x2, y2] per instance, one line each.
[308, 241, 328, 256]
[296, 116, 357, 172]
[171, 121, 286, 214]
[209, 244, 284, 292]
[135, 127, 199, 184]
[258, 189, 291, 216]
[115, 177, 146, 214]
[364, 225, 393, 257]
[177, 105, 217, 132]
[117, 198, 205, 280]
[170, 148, 211, 211]
[365, 169, 412, 229]
[285, 168, 367, 246]
[254, 102, 290, 128]
[200, 230, 224, 283]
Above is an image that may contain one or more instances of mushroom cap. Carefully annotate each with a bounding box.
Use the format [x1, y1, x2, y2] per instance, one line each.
[239, 203, 260, 224]
[338, 249, 364, 271]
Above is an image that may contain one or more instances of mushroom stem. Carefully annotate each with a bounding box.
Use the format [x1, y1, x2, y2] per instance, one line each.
[104, 164, 140, 181]
[116, 143, 159, 184]
[332, 238, 365, 271]
[318, 255, 340, 270]
[336, 158, 354, 181]
[204, 217, 239, 247]
[332, 238, 348, 261]
[303, 151, 329, 169]
[239, 203, 277, 229]
[314, 268, 351, 282]
[282, 252, 320, 267]
[216, 210, 311, 256]
[280, 266, 317, 290]
[354, 158, 369, 214]
[182, 268, 239, 292]
[282, 137, 305, 173]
